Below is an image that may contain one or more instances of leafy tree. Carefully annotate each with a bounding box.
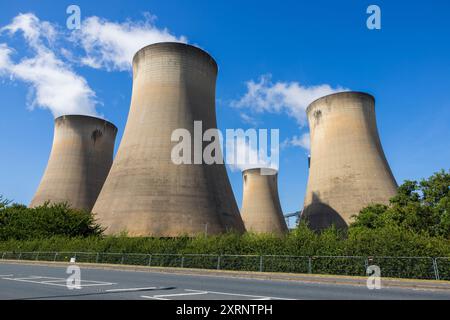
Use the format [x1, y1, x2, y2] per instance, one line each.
[351, 170, 450, 238]
[0, 200, 103, 240]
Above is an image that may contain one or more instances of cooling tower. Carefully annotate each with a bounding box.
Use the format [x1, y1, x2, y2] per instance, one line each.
[302, 91, 397, 230]
[92, 42, 245, 237]
[30, 115, 117, 211]
[241, 168, 288, 235]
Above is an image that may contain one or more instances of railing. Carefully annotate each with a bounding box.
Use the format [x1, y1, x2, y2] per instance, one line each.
[1, 251, 448, 281]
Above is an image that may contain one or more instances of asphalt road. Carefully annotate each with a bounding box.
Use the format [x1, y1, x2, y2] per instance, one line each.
[0, 262, 449, 300]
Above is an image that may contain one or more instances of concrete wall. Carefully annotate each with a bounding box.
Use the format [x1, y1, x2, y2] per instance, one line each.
[92, 42, 245, 237]
[241, 168, 288, 235]
[30, 115, 117, 211]
[302, 92, 397, 230]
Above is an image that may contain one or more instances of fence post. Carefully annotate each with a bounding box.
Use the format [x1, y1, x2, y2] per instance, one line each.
[308, 257, 312, 274]
[217, 255, 221, 270]
[96, 253, 99, 264]
[1, 252, 4, 260]
[432, 258, 440, 281]
[54, 252, 58, 262]
[181, 255, 185, 268]
[35, 252, 40, 261]
[148, 254, 152, 267]
[259, 256, 264, 272]
[121, 254, 125, 265]
[17, 253, 22, 261]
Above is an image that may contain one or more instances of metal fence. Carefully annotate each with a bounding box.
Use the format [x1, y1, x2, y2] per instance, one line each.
[1, 251, 448, 281]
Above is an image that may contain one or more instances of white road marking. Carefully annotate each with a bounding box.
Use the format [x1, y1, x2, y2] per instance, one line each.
[154, 291, 209, 298]
[142, 289, 293, 300]
[185, 289, 293, 300]
[2, 276, 115, 287]
[105, 287, 158, 293]
[141, 295, 169, 300]
[2, 277, 70, 287]
[0, 274, 14, 277]
[146, 291, 209, 299]
[19, 276, 62, 280]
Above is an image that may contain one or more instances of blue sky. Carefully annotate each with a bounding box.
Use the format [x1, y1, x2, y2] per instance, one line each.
[0, 0, 449, 226]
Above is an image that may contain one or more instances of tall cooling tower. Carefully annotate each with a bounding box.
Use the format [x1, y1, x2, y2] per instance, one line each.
[30, 115, 117, 211]
[302, 91, 397, 230]
[92, 42, 245, 237]
[241, 168, 288, 235]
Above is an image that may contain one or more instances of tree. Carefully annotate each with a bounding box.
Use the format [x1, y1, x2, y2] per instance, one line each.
[351, 170, 450, 238]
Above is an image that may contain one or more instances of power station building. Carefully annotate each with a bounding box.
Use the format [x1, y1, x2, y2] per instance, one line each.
[240, 168, 288, 235]
[30, 115, 117, 211]
[302, 91, 397, 230]
[92, 42, 245, 237]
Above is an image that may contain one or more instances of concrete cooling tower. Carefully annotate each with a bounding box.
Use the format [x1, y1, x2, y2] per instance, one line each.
[30, 115, 117, 211]
[302, 91, 397, 230]
[241, 168, 288, 235]
[92, 42, 245, 237]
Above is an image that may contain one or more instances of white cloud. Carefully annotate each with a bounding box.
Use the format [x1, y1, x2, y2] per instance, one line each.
[239, 112, 260, 126]
[227, 133, 279, 172]
[0, 13, 98, 118]
[1, 13, 56, 49]
[0, 43, 13, 72]
[228, 137, 271, 172]
[282, 133, 310, 151]
[76, 15, 187, 71]
[9, 50, 98, 117]
[232, 74, 348, 151]
[232, 74, 348, 126]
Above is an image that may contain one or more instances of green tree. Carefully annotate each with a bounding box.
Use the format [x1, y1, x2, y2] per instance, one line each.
[351, 170, 450, 238]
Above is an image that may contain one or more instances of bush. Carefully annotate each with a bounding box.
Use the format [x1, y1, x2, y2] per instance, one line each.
[0, 201, 103, 240]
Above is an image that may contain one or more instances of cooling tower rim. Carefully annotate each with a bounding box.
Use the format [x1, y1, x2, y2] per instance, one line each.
[55, 114, 118, 131]
[306, 91, 375, 114]
[242, 167, 279, 175]
[132, 42, 218, 73]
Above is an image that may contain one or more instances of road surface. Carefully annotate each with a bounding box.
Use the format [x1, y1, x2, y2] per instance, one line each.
[0, 262, 449, 300]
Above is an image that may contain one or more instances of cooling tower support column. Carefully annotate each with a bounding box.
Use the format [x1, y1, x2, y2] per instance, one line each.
[303, 92, 397, 230]
[92, 42, 245, 237]
[30, 115, 117, 211]
[241, 168, 288, 235]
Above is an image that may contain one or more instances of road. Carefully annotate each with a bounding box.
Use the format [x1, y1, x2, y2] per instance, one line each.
[0, 262, 449, 300]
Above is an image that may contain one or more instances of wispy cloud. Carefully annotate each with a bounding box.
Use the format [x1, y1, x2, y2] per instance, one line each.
[0, 12, 187, 118]
[232, 74, 348, 126]
[227, 136, 278, 172]
[282, 133, 310, 151]
[0, 13, 98, 118]
[75, 14, 187, 71]
[1, 13, 57, 48]
[239, 112, 260, 126]
[0, 43, 13, 73]
[232, 74, 348, 151]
